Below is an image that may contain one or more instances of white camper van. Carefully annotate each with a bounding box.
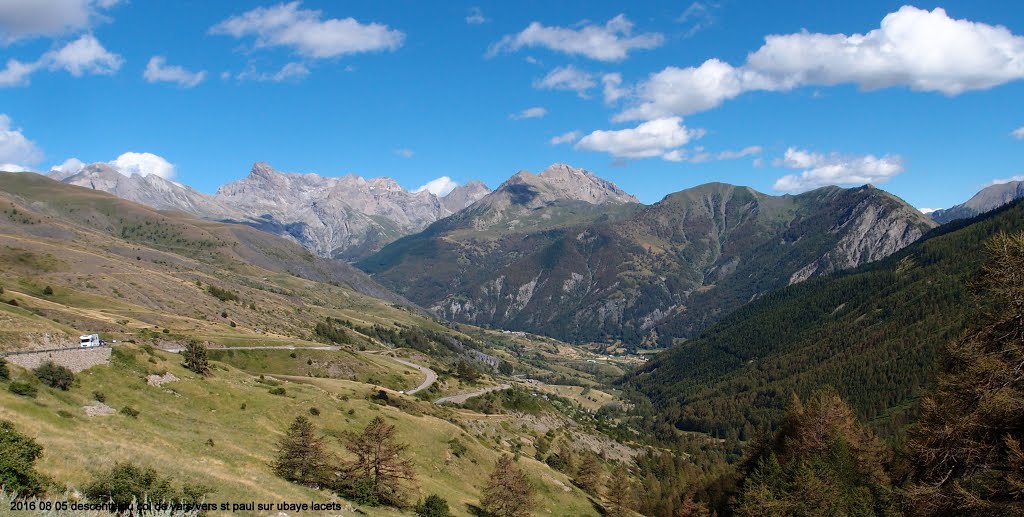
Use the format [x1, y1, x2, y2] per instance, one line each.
[80, 334, 101, 347]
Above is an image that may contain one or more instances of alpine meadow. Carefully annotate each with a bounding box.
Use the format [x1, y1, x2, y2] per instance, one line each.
[1, 2, 1024, 517]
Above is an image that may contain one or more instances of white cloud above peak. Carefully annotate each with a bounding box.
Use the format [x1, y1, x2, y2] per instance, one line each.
[488, 14, 663, 62]
[108, 152, 175, 179]
[144, 56, 205, 87]
[211, 2, 404, 59]
[575, 117, 702, 161]
[617, 6, 1024, 120]
[772, 147, 904, 192]
[415, 176, 458, 196]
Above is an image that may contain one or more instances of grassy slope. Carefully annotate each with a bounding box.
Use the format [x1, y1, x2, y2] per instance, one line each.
[0, 347, 600, 517]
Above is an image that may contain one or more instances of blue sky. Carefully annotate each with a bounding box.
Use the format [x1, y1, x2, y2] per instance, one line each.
[0, 1, 1022, 210]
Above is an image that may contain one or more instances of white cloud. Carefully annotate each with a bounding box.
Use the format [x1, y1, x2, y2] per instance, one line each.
[511, 107, 547, 120]
[0, 163, 29, 172]
[534, 65, 595, 97]
[465, 7, 487, 25]
[0, 0, 119, 42]
[415, 176, 458, 196]
[989, 175, 1024, 186]
[689, 145, 763, 163]
[1012, 127, 1024, 139]
[44, 33, 122, 76]
[678, 2, 717, 37]
[488, 14, 663, 62]
[236, 61, 309, 82]
[0, 58, 37, 86]
[549, 131, 580, 145]
[752, 157, 765, 168]
[0, 114, 43, 170]
[601, 73, 628, 104]
[143, 56, 205, 87]
[575, 117, 702, 161]
[211, 2, 404, 59]
[772, 147, 904, 192]
[108, 151, 175, 179]
[50, 156, 85, 175]
[394, 148, 414, 158]
[619, 6, 1024, 120]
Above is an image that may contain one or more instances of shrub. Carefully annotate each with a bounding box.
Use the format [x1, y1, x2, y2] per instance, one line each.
[182, 340, 210, 376]
[448, 438, 468, 458]
[0, 358, 8, 381]
[207, 285, 238, 302]
[309, 407, 320, 416]
[269, 387, 286, 396]
[93, 390, 106, 402]
[416, 494, 451, 517]
[239, 403, 247, 410]
[42, 286, 53, 296]
[120, 406, 140, 418]
[57, 409, 73, 418]
[289, 352, 297, 359]
[34, 361, 74, 390]
[0, 420, 49, 496]
[8, 381, 37, 398]
[83, 462, 212, 509]
[7, 299, 18, 306]
[220, 310, 227, 319]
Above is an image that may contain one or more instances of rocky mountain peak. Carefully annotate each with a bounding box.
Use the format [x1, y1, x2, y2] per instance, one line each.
[495, 164, 637, 206]
[931, 180, 1024, 224]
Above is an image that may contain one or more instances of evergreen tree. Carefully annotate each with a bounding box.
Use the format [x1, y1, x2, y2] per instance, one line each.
[575, 453, 603, 494]
[415, 494, 451, 517]
[480, 455, 535, 517]
[0, 420, 48, 496]
[182, 340, 210, 376]
[905, 231, 1024, 516]
[604, 464, 635, 517]
[272, 416, 330, 486]
[341, 416, 416, 506]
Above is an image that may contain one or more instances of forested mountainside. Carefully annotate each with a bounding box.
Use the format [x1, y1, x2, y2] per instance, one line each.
[623, 198, 1024, 438]
[363, 182, 935, 347]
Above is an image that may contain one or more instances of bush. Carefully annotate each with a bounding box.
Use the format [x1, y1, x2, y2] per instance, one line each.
[7, 299, 18, 306]
[416, 494, 451, 517]
[34, 362, 74, 390]
[182, 340, 210, 376]
[0, 420, 49, 496]
[83, 462, 212, 509]
[120, 406, 140, 418]
[207, 285, 238, 302]
[93, 390, 106, 402]
[309, 407, 320, 416]
[0, 358, 8, 382]
[42, 286, 53, 296]
[8, 381, 37, 398]
[448, 438, 468, 458]
[269, 387, 286, 396]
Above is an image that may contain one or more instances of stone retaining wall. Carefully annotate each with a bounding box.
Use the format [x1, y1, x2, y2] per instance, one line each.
[5, 347, 111, 373]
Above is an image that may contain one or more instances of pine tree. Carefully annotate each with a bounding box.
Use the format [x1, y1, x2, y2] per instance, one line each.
[905, 231, 1024, 516]
[480, 455, 535, 517]
[182, 340, 210, 376]
[575, 453, 603, 494]
[341, 416, 416, 506]
[272, 416, 330, 486]
[604, 464, 635, 517]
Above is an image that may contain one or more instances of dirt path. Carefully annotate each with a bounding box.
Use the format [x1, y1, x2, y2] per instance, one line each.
[434, 383, 511, 404]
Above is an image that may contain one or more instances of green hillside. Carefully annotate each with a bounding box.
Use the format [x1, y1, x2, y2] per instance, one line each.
[623, 199, 1024, 438]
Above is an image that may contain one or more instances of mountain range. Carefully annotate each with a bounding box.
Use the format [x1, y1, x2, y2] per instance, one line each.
[361, 177, 936, 346]
[929, 179, 1024, 224]
[53, 162, 491, 261]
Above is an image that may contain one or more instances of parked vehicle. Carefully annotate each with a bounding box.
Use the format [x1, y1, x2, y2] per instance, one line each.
[79, 334, 101, 347]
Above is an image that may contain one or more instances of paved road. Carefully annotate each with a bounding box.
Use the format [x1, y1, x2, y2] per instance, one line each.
[434, 383, 511, 405]
[388, 356, 438, 394]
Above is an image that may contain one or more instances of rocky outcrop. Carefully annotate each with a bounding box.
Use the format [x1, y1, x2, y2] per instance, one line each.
[931, 180, 1024, 224]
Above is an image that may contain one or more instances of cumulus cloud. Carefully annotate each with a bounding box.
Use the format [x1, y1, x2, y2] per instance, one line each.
[575, 117, 702, 161]
[211, 2, 404, 59]
[601, 73, 628, 104]
[619, 6, 1024, 120]
[772, 147, 904, 192]
[415, 176, 458, 196]
[549, 131, 580, 145]
[394, 148, 414, 158]
[511, 107, 547, 120]
[49, 157, 85, 176]
[465, 7, 487, 25]
[144, 56, 205, 87]
[488, 14, 663, 62]
[0, 58, 37, 86]
[1012, 127, 1024, 139]
[108, 152, 175, 179]
[534, 65, 595, 97]
[44, 33, 122, 76]
[0, 114, 43, 170]
[0, 0, 120, 43]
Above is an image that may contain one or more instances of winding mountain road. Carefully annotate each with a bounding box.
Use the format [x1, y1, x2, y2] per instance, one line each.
[388, 356, 437, 394]
[434, 384, 511, 404]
